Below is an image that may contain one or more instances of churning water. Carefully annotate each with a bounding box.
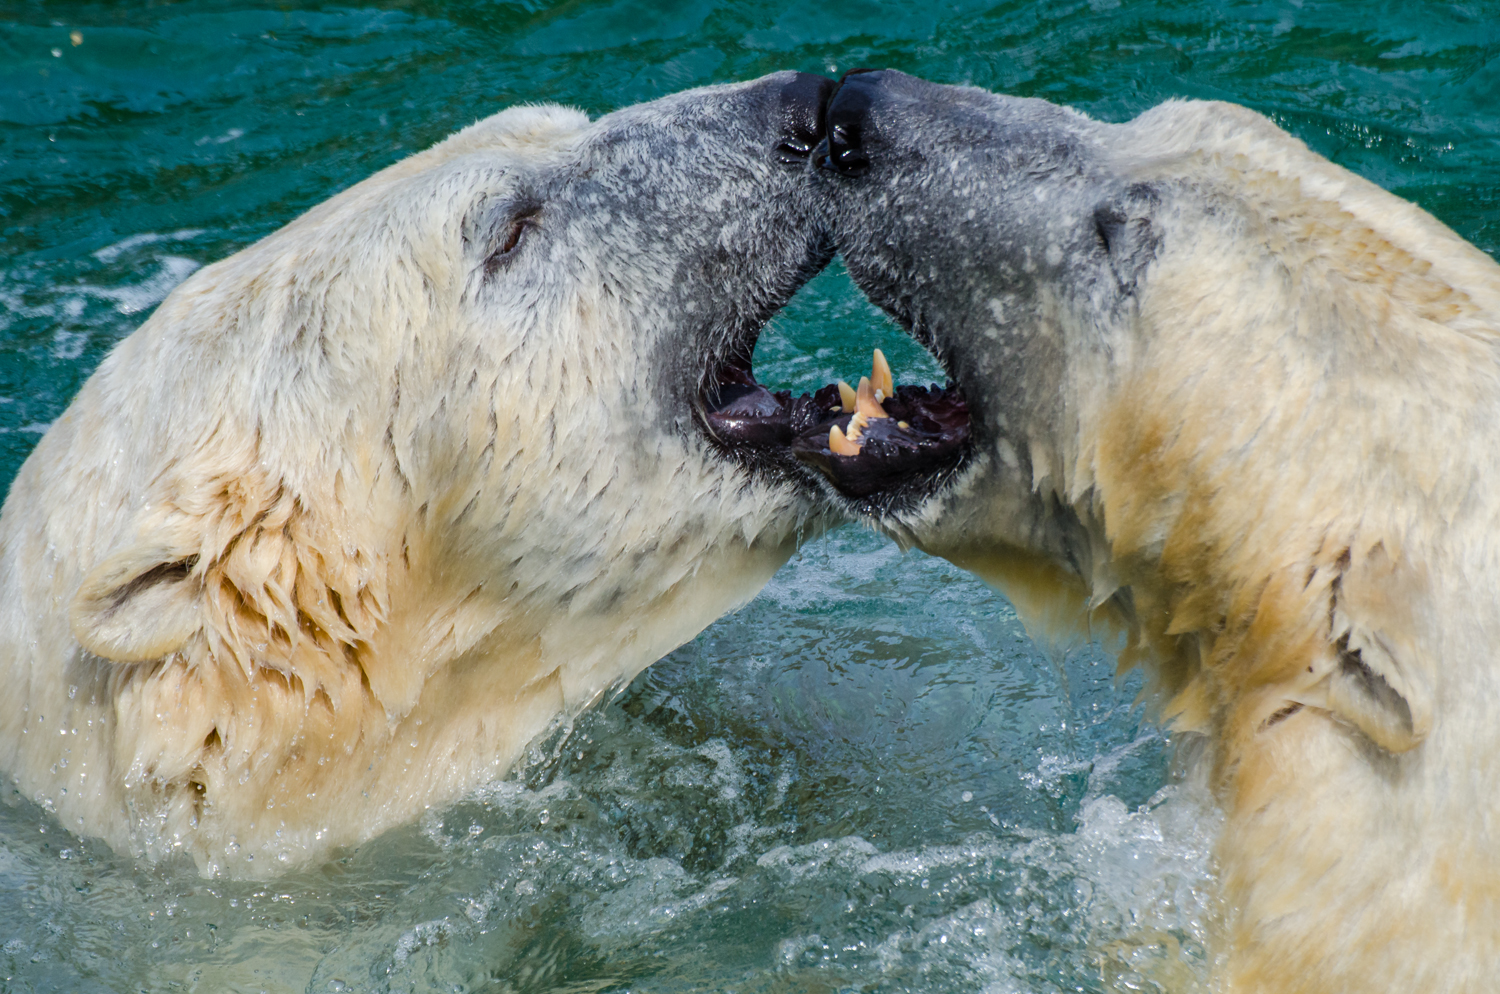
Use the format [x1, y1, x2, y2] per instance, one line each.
[2, 1, 1497, 991]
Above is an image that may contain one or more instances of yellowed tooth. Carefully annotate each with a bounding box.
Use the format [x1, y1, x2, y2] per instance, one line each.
[872, 348, 894, 401]
[855, 377, 889, 420]
[829, 424, 862, 456]
[845, 412, 871, 446]
[897, 421, 909, 430]
[837, 379, 857, 414]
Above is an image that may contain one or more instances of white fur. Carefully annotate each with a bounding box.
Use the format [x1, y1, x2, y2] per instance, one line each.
[852, 93, 1500, 992]
[0, 86, 826, 876]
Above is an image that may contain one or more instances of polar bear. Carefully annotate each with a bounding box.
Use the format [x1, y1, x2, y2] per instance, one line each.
[795, 70, 1500, 992]
[0, 71, 841, 876]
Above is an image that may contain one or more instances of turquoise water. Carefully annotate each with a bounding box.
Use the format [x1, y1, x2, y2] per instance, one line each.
[2, 2, 1497, 991]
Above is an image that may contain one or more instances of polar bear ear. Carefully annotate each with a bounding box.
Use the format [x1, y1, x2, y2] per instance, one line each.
[1323, 629, 1431, 754]
[1316, 545, 1433, 754]
[1092, 183, 1160, 297]
[70, 542, 202, 664]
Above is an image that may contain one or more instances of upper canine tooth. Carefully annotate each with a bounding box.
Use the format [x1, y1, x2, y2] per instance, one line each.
[837, 380, 857, 413]
[855, 377, 889, 420]
[872, 348, 894, 401]
[829, 424, 862, 456]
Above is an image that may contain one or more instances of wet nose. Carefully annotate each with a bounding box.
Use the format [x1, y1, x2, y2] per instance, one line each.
[774, 72, 837, 165]
[819, 69, 889, 176]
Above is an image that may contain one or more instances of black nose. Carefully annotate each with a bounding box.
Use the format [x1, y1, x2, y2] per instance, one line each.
[775, 72, 837, 165]
[818, 69, 888, 176]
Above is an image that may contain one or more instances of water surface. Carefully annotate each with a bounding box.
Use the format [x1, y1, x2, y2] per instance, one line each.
[2, 2, 1498, 991]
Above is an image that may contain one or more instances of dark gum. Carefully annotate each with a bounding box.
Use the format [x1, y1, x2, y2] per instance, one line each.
[701, 359, 971, 501]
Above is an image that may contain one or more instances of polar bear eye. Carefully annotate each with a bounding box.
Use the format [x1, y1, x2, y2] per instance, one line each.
[485, 209, 540, 273]
[498, 219, 527, 254]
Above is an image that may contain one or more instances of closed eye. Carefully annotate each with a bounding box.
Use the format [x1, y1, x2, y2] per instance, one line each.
[499, 218, 527, 254]
[486, 208, 540, 274]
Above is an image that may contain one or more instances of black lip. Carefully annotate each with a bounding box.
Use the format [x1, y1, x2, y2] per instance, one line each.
[702, 372, 844, 451]
[700, 361, 972, 511]
[788, 384, 969, 499]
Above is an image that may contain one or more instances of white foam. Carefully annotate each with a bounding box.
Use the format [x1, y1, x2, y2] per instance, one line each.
[194, 128, 245, 147]
[81, 255, 201, 315]
[91, 229, 204, 264]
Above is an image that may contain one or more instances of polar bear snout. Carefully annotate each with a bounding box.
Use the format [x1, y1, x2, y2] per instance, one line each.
[815, 69, 884, 176]
[814, 69, 939, 178]
[772, 72, 837, 165]
[814, 69, 1019, 180]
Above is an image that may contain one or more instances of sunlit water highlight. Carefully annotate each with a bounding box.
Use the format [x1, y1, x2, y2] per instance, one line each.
[2, 1, 1497, 990]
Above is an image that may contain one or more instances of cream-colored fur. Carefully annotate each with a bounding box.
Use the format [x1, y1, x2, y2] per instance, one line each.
[842, 90, 1500, 992]
[0, 79, 830, 876]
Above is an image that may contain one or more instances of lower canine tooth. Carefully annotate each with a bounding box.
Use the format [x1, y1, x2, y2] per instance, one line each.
[829, 424, 862, 456]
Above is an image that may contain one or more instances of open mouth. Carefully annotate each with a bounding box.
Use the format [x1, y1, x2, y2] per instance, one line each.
[700, 345, 971, 507]
[695, 68, 971, 512]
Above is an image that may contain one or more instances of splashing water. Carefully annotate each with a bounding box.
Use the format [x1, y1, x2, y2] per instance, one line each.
[0, 523, 1220, 992]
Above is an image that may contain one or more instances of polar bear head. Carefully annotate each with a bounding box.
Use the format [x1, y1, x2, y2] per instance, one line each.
[0, 72, 847, 872]
[801, 69, 1500, 991]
